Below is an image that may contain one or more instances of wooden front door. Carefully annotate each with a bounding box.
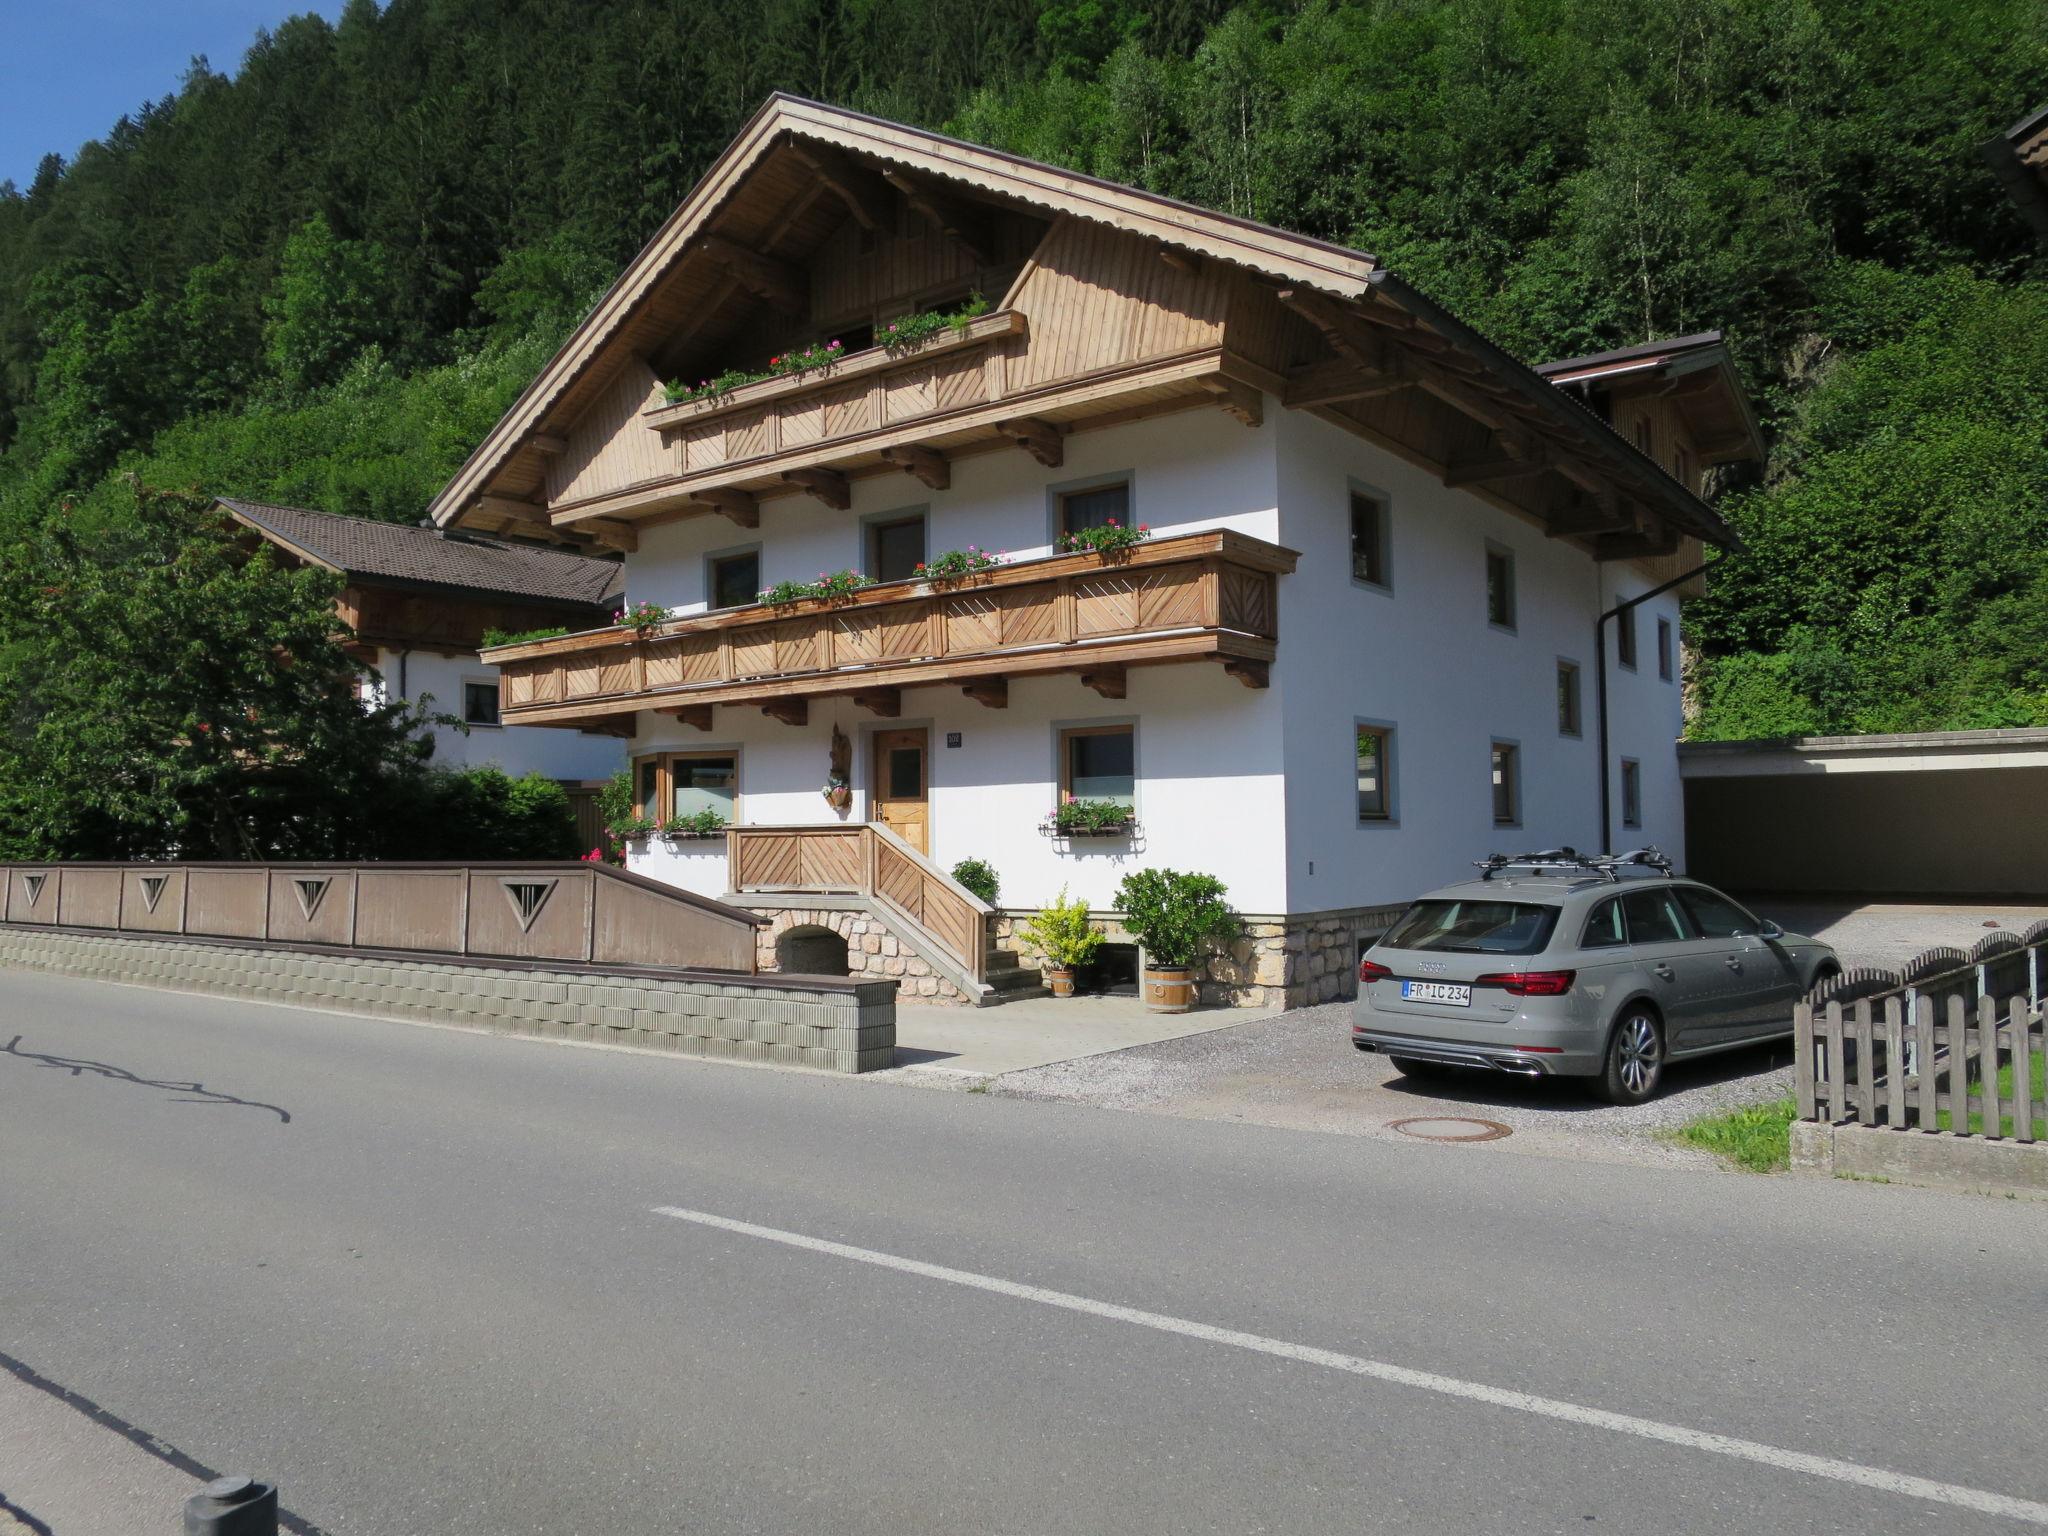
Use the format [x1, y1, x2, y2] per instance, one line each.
[871, 728, 930, 854]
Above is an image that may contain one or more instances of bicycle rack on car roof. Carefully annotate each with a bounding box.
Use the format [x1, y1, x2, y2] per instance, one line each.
[1474, 847, 1674, 883]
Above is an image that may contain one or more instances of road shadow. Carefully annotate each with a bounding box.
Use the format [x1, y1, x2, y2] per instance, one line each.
[2, 1035, 292, 1124]
[1374, 1037, 1794, 1113]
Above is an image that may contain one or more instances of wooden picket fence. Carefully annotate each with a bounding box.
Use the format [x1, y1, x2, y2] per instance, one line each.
[1795, 924, 2048, 1140]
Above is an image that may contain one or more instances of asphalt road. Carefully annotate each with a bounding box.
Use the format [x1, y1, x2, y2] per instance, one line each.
[4, 969, 2047, 1536]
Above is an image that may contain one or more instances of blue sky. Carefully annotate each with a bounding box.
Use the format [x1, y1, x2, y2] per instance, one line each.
[1, 1, 347, 189]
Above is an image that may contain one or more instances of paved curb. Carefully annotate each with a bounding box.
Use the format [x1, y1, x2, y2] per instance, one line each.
[1792, 1120, 2048, 1198]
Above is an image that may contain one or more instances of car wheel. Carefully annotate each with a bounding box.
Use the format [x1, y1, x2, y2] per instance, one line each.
[1388, 1055, 1456, 1081]
[1598, 1008, 1664, 1104]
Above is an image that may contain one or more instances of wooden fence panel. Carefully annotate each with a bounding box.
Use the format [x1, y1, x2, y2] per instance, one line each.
[1794, 1003, 1817, 1120]
[1882, 996, 1905, 1129]
[1914, 995, 1937, 1130]
[1852, 999, 1876, 1126]
[2015, 1001, 2035, 1143]
[1821, 1002, 1845, 1122]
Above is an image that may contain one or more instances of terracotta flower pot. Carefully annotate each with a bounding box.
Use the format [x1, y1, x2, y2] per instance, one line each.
[1142, 965, 1196, 1014]
[824, 785, 851, 811]
[1046, 966, 1077, 998]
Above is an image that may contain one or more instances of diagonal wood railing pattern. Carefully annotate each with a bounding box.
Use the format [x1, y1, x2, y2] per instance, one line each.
[728, 823, 992, 986]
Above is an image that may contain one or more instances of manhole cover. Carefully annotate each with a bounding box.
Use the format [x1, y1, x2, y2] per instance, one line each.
[1386, 1115, 1512, 1143]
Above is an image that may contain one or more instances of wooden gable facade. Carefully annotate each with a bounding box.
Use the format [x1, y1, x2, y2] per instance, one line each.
[431, 95, 1737, 576]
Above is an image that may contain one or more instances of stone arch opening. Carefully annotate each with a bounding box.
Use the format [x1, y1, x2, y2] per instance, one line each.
[776, 923, 850, 976]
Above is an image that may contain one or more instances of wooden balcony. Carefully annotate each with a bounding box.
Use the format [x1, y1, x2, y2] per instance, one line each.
[484, 529, 1297, 728]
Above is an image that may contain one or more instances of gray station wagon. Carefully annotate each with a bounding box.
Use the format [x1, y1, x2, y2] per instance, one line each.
[1350, 850, 1840, 1103]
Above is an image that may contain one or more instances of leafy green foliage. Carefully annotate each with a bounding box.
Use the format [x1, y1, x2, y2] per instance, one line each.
[1022, 885, 1103, 969]
[1053, 798, 1135, 834]
[389, 765, 582, 860]
[1675, 1096, 1797, 1173]
[1113, 867, 1239, 968]
[265, 214, 400, 395]
[1057, 520, 1148, 555]
[950, 857, 1001, 904]
[660, 806, 728, 837]
[480, 624, 570, 649]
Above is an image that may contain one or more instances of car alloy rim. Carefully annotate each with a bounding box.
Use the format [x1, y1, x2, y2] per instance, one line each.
[1619, 1015, 1659, 1095]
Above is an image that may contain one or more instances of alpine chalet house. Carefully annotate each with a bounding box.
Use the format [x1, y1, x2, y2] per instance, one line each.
[428, 97, 1760, 1007]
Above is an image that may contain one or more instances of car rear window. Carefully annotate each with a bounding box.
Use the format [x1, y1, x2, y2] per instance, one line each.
[1380, 899, 1560, 956]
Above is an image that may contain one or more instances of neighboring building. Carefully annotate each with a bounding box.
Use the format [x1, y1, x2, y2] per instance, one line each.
[1983, 102, 2048, 245]
[423, 96, 1759, 1006]
[223, 499, 627, 794]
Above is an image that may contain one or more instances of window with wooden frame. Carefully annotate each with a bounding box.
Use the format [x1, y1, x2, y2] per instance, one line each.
[707, 547, 760, 610]
[1673, 443, 1695, 493]
[1355, 722, 1394, 823]
[1556, 659, 1582, 737]
[866, 511, 926, 583]
[632, 750, 740, 824]
[1616, 603, 1637, 670]
[1657, 617, 1673, 682]
[1058, 723, 1135, 808]
[1349, 489, 1390, 589]
[1491, 740, 1520, 827]
[1056, 479, 1132, 539]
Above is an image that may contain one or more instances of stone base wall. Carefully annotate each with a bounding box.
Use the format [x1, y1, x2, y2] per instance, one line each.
[993, 903, 1406, 1010]
[0, 926, 896, 1072]
[751, 904, 974, 1005]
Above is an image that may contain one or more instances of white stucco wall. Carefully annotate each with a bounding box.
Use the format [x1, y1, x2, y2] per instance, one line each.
[1270, 409, 1686, 915]
[370, 645, 626, 782]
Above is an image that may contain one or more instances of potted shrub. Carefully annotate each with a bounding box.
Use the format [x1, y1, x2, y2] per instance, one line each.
[950, 858, 1000, 905]
[1114, 868, 1241, 1014]
[607, 812, 657, 852]
[1021, 887, 1102, 999]
[1050, 798, 1136, 837]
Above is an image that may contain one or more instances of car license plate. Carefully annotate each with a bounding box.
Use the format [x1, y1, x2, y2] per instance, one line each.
[1401, 981, 1470, 1007]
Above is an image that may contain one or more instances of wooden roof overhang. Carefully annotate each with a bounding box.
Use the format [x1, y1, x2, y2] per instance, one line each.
[1983, 102, 2048, 245]
[430, 95, 1737, 568]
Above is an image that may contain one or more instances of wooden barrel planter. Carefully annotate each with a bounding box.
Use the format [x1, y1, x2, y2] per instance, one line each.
[1142, 966, 1195, 1013]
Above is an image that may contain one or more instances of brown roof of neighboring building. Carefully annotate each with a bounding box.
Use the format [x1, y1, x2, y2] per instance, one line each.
[221, 498, 623, 608]
[1983, 103, 2048, 245]
[1534, 329, 1766, 468]
[1533, 331, 1730, 381]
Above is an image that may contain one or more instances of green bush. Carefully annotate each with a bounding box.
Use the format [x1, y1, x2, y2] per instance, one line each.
[1022, 886, 1102, 970]
[1114, 868, 1241, 969]
[950, 857, 1000, 904]
[378, 766, 579, 860]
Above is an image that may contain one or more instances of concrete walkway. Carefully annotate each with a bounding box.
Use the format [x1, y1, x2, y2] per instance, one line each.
[885, 994, 1277, 1080]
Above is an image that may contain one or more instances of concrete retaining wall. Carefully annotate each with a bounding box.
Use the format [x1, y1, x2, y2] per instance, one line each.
[1791, 1120, 2048, 1199]
[0, 925, 896, 1073]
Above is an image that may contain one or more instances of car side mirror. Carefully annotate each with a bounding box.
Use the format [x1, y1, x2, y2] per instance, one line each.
[1756, 920, 1783, 941]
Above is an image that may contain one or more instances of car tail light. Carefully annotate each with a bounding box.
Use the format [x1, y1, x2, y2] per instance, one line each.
[1475, 969, 1577, 996]
[1359, 959, 1392, 984]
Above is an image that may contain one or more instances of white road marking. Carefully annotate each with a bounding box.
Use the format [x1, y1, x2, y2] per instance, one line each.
[653, 1204, 2048, 1526]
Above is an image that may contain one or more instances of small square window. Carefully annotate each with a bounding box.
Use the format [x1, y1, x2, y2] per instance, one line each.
[867, 513, 925, 583]
[1485, 545, 1516, 630]
[1621, 758, 1642, 828]
[1356, 723, 1392, 822]
[1058, 481, 1131, 538]
[1557, 660, 1581, 737]
[1616, 605, 1637, 670]
[1350, 491, 1389, 588]
[708, 549, 760, 609]
[1491, 741, 1520, 826]
[1060, 724, 1134, 807]
[462, 681, 501, 726]
[1657, 617, 1673, 682]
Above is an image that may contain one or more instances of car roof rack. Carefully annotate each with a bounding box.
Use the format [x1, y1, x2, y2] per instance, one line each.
[1475, 847, 1674, 883]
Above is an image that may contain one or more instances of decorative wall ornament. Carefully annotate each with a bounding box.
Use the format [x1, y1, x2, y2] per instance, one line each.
[137, 874, 169, 913]
[292, 877, 331, 920]
[499, 877, 559, 932]
[824, 724, 853, 812]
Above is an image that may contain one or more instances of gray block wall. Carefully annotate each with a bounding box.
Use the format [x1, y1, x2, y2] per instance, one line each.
[0, 927, 896, 1073]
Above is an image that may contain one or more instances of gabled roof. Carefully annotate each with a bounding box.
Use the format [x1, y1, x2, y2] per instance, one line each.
[1983, 102, 2048, 245]
[223, 499, 623, 608]
[426, 94, 1740, 553]
[1536, 330, 1765, 467]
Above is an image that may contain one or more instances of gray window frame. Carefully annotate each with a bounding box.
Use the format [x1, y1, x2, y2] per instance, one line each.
[1348, 481, 1392, 593]
[1353, 717, 1398, 827]
[461, 676, 502, 728]
[1656, 616, 1674, 682]
[1620, 756, 1642, 828]
[704, 542, 763, 611]
[1484, 540, 1517, 633]
[1490, 737, 1522, 828]
[1615, 600, 1638, 671]
[862, 505, 929, 584]
[1047, 471, 1136, 548]
[1556, 657, 1582, 738]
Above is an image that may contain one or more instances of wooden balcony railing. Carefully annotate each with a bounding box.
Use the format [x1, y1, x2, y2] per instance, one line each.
[485, 529, 1296, 727]
[728, 823, 992, 986]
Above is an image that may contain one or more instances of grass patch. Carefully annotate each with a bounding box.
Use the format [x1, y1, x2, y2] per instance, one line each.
[1935, 1050, 2045, 1137]
[1675, 1095, 1798, 1172]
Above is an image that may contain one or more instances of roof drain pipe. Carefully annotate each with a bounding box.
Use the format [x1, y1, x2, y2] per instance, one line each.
[1594, 558, 1717, 857]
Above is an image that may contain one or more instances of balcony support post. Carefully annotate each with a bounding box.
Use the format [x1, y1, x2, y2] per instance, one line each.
[962, 678, 1009, 710]
[762, 699, 809, 727]
[851, 688, 902, 718]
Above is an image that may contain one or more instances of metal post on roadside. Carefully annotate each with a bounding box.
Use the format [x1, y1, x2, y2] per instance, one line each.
[183, 1475, 278, 1536]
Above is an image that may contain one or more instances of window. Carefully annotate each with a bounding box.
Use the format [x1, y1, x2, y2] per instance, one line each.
[1490, 740, 1520, 826]
[634, 756, 660, 819]
[1381, 899, 1560, 957]
[1557, 660, 1582, 737]
[707, 548, 760, 610]
[1349, 490, 1389, 588]
[1485, 544, 1516, 630]
[1581, 897, 1628, 949]
[867, 512, 926, 583]
[1616, 603, 1637, 670]
[1657, 617, 1673, 682]
[1059, 723, 1134, 807]
[1057, 479, 1131, 538]
[1677, 886, 1764, 940]
[1355, 723, 1393, 822]
[1673, 444, 1695, 492]
[462, 681, 501, 727]
[669, 753, 737, 822]
[1620, 757, 1642, 828]
[1620, 888, 1692, 944]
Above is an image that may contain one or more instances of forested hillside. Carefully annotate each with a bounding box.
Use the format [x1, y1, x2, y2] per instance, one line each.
[1, 0, 2043, 739]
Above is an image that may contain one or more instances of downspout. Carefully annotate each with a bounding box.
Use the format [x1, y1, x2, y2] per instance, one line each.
[1595, 558, 1718, 855]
